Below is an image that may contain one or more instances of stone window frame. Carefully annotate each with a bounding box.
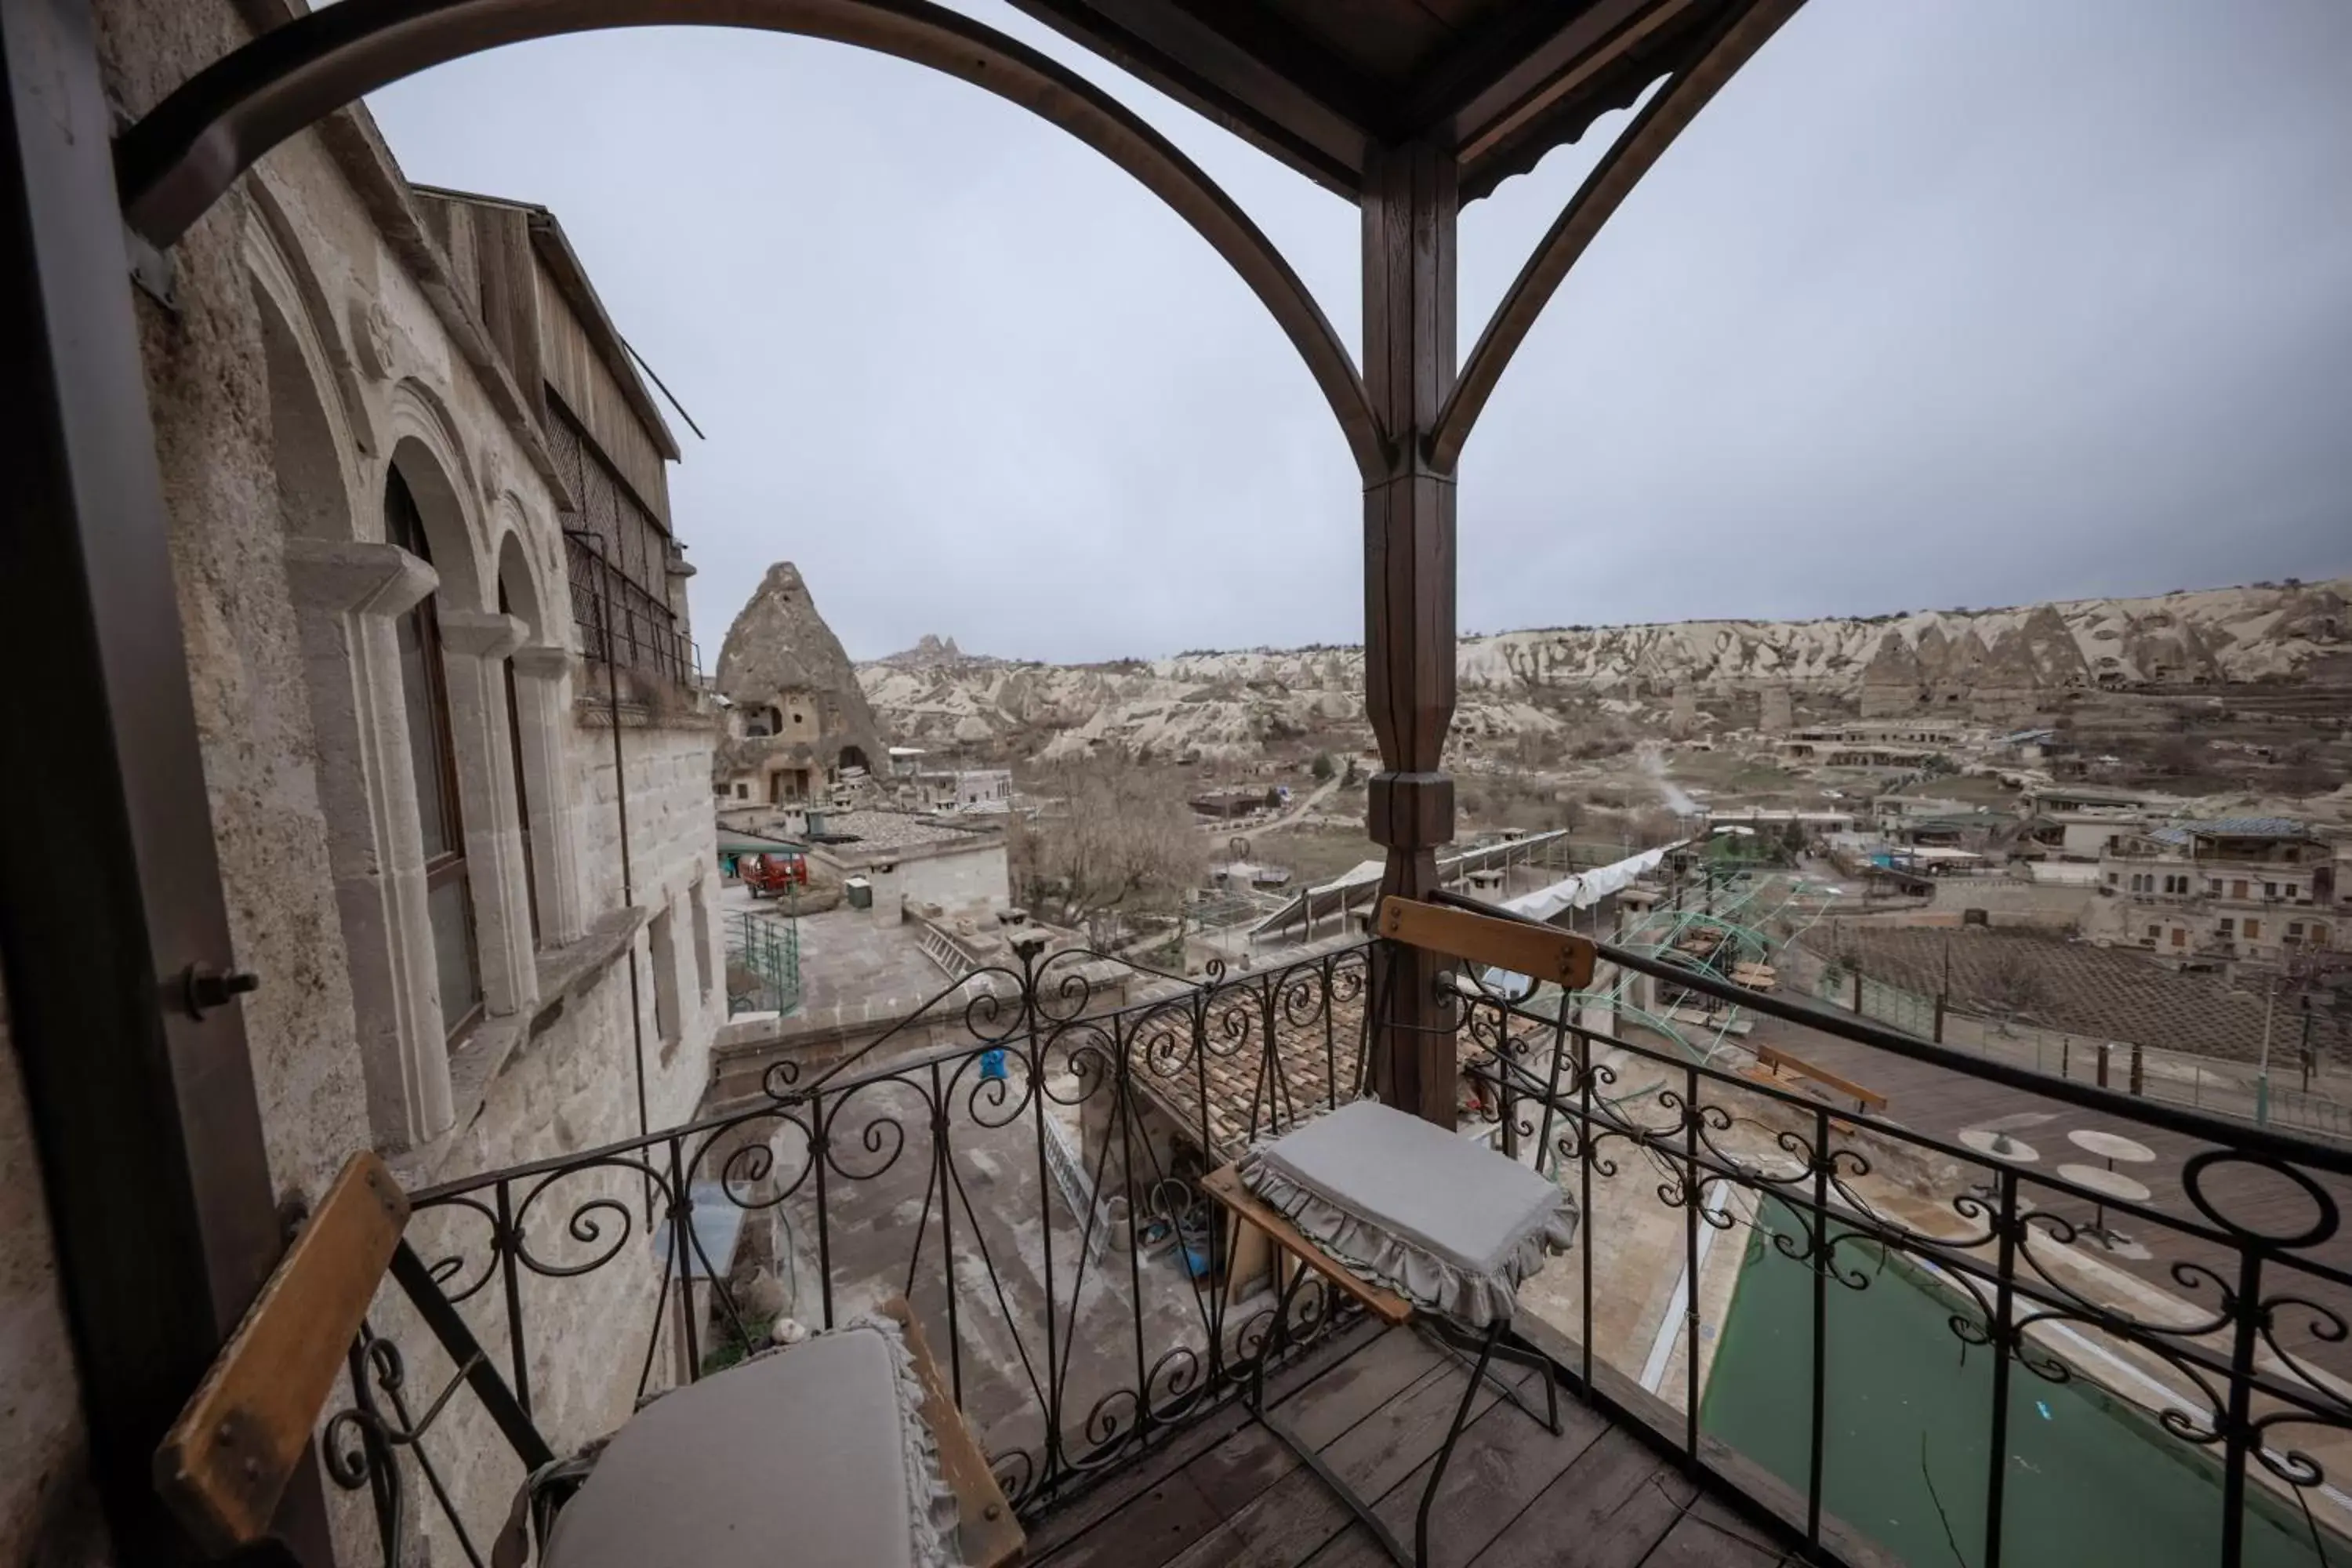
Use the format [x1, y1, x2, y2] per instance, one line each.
[387, 462, 488, 1049]
[648, 899, 682, 1057]
[689, 877, 716, 1004]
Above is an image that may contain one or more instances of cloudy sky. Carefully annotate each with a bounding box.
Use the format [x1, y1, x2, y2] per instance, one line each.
[365, 0, 2352, 665]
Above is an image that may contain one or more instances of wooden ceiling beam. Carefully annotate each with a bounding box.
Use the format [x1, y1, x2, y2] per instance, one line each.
[1403, 0, 1667, 151]
[1004, 0, 1374, 194]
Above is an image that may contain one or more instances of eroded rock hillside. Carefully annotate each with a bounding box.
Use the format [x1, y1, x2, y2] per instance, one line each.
[857, 576, 2350, 760]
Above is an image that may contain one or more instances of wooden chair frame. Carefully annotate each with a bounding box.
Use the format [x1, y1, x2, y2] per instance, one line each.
[1194, 896, 1592, 1565]
[152, 1152, 1021, 1566]
[1203, 1165, 1560, 1568]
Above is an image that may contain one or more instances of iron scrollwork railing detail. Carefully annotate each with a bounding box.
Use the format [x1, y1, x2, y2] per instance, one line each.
[1454, 955, 2352, 1568]
[329, 938, 1374, 1562]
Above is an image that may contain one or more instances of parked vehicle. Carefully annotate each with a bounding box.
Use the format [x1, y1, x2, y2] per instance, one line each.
[743, 851, 808, 898]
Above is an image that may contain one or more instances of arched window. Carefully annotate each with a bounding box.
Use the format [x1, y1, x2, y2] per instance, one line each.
[388, 466, 483, 1045]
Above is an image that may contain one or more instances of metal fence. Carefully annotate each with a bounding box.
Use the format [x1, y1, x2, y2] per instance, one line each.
[1798, 945, 2352, 1147]
[725, 909, 801, 1017]
[321, 913, 2352, 1568]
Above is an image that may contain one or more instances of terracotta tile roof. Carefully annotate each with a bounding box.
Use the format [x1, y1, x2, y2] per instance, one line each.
[1128, 956, 1370, 1162]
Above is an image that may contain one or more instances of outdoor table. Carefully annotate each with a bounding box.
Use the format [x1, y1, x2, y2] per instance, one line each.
[2068, 1127, 2158, 1167]
[1958, 1128, 2038, 1205]
[1959, 1128, 2040, 1163]
[2056, 1161, 2151, 1249]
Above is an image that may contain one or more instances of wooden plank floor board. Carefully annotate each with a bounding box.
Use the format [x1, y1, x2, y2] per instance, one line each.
[1302, 1392, 1610, 1568]
[1029, 1319, 1813, 1568]
[1027, 1318, 1395, 1563]
[1041, 1470, 1221, 1568]
[1638, 1496, 1793, 1568]
[1465, 1425, 1698, 1568]
[1164, 1345, 1533, 1568]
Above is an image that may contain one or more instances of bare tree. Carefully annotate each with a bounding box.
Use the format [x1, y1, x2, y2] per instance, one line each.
[1980, 944, 2047, 1037]
[1011, 755, 1208, 946]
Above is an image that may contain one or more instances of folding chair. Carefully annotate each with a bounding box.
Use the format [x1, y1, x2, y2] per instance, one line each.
[1201, 895, 1592, 1568]
[151, 1152, 1022, 1567]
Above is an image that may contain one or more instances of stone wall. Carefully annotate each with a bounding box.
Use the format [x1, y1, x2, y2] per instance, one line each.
[11, 3, 724, 1560]
[0, 977, 109, 1564]
[572, 712, 727, 1129]
[896, 842, 1012, 914]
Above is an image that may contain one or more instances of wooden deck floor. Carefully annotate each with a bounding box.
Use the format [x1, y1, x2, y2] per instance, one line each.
[1025, 1320, 1809, 1568]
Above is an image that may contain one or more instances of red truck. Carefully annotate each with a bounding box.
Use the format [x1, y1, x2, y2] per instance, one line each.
[742, 851, 808, 899]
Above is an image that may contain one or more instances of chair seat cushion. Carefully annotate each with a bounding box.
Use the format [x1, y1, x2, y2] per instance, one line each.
[1239, 1099, 1577, 1327]
[543, 1318, 960, 1568]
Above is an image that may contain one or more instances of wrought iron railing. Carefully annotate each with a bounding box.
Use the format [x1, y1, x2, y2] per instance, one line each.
[1444, 902, 2352, 1568]
[335, 938, 1374, 1563]
[325, 898, 2352, 1568]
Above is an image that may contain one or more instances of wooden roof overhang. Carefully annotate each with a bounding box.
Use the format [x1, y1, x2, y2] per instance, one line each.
[1009, 0, 1755, 203]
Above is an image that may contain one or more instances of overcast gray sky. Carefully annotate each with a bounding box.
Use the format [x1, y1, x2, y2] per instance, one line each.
[365, 0, 2352, 664]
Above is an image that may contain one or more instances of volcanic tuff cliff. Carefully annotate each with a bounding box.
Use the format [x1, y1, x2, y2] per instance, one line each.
[855, 577, 2350, 760]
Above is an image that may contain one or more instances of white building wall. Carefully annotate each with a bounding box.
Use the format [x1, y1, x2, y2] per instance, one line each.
[898, 843, 1012, 914]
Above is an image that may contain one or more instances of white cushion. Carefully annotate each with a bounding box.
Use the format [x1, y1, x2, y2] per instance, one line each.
[1240, 1099, 1577, 1326]
[543, 1323, 930, 1568]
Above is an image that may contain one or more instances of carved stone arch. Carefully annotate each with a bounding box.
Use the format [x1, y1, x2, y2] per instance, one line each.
[488, 495, 548, 641]
[243, 192, 366, 542]
[245, 171, 375, 456]
[381, 377, 489, 610]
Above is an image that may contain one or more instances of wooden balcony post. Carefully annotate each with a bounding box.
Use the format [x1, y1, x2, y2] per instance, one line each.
[1361, 142, 1459, 1126]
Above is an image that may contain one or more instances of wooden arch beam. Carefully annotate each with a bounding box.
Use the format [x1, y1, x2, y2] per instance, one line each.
[1424, 0, 1804, 475]
[114, 0, 1390, 482]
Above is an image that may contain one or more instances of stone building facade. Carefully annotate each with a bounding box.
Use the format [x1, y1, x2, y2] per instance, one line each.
[2096, 819, 2342, 966]
[2, 2, 720, 1560]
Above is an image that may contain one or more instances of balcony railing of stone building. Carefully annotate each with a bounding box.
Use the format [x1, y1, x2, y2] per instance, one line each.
[564, 528, 698, 692]
[326, 919, 2352, 1568]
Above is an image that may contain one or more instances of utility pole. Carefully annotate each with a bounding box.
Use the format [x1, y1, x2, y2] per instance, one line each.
[2257, 975, 2278, 1126]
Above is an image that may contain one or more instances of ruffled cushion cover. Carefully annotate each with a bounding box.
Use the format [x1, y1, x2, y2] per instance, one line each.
[542, 1315, 963, 1568]
[1238, 1099, 1578, 1329]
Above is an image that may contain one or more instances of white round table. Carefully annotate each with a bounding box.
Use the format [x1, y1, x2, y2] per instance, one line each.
[1958, 1128, 2039, 1207]
[2056, 1161, 2151, 1247]
[2067, 1128, 2157, 1167]
[1959, 1129, 2040, 1163]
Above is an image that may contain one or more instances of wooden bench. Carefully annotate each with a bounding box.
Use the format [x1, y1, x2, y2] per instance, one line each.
[152, 1151, 1021, 1566]
[1753, 1041, 1887, 1115]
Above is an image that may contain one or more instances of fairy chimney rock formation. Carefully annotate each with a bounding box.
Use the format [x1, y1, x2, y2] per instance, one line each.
[713, 561, 890, 802]
[1858, 632, 1925, 718]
